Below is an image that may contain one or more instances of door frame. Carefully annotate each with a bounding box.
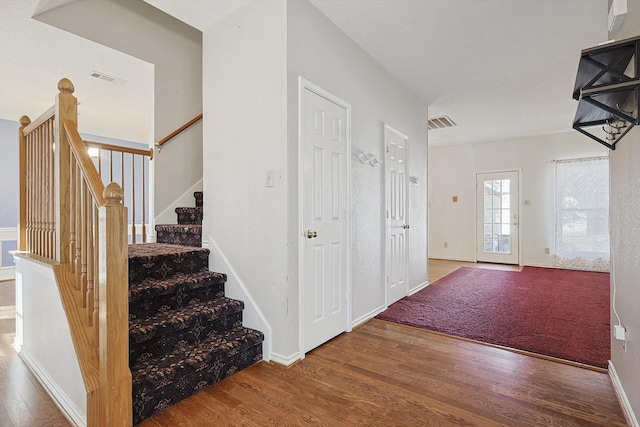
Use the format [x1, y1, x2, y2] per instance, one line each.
[383, 124, 409, 306]
[297, 77, 352, 359]
[475, 168, 523, 266]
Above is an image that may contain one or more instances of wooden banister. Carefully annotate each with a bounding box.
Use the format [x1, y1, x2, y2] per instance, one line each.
[18, 78, 132, 426]
[156, 113, 202, 148]
[22, 106, 54, 135]
[65, 122, 106, 205]
[83, 139, 152, 243]
[84, 140, 154, 160]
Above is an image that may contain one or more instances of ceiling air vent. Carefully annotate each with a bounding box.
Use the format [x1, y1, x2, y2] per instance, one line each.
[90, 70, 126, 85]
[428, 115, 456, 130]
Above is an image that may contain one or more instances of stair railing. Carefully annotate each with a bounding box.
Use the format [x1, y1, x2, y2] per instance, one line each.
[18, 78, 132, 426]
[155, 112, 202, 151]
[83, 140, 153, 243]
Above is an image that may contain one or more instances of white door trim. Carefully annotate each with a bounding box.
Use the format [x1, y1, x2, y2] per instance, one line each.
[383, 124, 409, 307]
[475, 169, 523, 266]
[298, 77, 352, 359]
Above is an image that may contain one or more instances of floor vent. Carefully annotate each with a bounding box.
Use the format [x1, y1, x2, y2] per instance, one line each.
[428, 115, 456, 130]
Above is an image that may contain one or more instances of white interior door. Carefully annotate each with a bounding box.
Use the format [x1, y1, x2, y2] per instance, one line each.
[301, 82, 350, 353]
[476, 171, 520, 264]
[385, 125, 409, 305]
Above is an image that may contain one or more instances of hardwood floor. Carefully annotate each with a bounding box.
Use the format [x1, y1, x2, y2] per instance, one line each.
[0, 261, 629, 426]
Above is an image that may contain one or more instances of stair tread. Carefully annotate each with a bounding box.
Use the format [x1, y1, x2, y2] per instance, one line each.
[130, 297, 244, 343]
[129, 243, 208, 259]
[175, 207, 203, 213]
[155, 224, 202, 231]
[129, 270, 226, 302]
[131, 326, 263, 381]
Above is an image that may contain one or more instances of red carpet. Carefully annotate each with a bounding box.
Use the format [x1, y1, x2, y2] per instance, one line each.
[377, 267, 610, 368]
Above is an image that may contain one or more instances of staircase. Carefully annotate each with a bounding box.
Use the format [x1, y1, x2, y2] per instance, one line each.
[155, 191, 203, 247]
[129, 192, 263, 424]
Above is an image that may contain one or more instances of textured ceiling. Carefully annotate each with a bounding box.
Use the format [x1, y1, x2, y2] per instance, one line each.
[307, 0, 609, 146]
[143, 0, 252, 32]
[1, 0, 610, 147]
[146, 0, 609, 147]
[0, 0, 153, 143]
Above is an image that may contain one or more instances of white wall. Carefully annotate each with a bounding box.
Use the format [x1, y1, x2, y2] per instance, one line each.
[429, 131, 607, 266]
[34, 0, 203, 225]
[202, 0, 428, 362]
[608, 5, 640, 423]
[287, 0, 429, 326]
[14, 257, 86, 426]
[202, 0, 289, 359]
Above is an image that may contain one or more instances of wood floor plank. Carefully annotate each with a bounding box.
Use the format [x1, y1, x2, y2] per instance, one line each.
[0, 264, 630, 426]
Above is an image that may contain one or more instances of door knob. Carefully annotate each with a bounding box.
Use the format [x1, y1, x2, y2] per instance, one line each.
[403, 224, 410, 229]
[306, 230, 318, 239]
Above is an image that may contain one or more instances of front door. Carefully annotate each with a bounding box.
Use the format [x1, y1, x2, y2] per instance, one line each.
[476, 171, 520, 264]
[385, 125, 409, 305]
[301, 82, 350, 353]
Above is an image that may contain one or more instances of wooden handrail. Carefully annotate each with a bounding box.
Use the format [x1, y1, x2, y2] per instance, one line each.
[156, 113, 202, 148]
[84, 140, 154, 160]
[65, 121, 106, 206]
[18, 78, 132, 426]
[22, 105, 55, 135]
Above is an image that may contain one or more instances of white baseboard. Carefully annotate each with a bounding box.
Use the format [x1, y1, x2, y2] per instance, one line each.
[409, 281, 429, 295]
[0, 267, 14, 281]
[352, 304, 387, 329]
[18, 349, 84, 427]
[609, 360, 639, 427]
[270, 351, 301, 366]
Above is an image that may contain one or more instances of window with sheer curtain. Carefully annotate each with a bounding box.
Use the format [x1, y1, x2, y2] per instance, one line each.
[554, 156, 609, 271]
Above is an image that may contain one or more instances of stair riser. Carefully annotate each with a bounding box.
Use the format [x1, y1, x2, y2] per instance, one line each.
[131, 299, 244, 345]
[130, 283, 225, 319]
[132, 342, 262, 425]
[176, 208, 203, 225]
[130, 311, 243, 365]
[156, 230, 201, 247]
[129, 251, 209, 284]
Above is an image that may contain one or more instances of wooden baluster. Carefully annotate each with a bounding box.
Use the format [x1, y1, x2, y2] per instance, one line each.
[45, 119, 51, 259]
[18, 116, 30, 251]
[141, 155, 146, 243]
[25, 132, 32, 252]
[110, 150, 113, 183]
[80, 179, 88, 307]
[92, 203, 100, 343]
[49, 118, 56, 259]
[75, 164, 82, 292]
[69, 144, 76, 273]
[99, 182, 132, 425]
[86, 186, 94, 326]
[131, 154, 136, 243]
[121, 152, 125, 243]
[36, 127, 43, 256]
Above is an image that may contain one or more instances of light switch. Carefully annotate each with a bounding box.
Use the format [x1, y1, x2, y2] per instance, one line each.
[266, 170, 274, 187]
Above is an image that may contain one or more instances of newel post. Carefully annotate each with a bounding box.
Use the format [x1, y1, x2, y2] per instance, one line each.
[18, 115, 31, 251]
[98, 182, 132, 426]
[55, 78, 77, 264]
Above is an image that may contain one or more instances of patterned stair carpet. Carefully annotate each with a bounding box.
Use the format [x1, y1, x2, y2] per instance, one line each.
[156, 191, 203, 247]
[129, 243, 264, 424]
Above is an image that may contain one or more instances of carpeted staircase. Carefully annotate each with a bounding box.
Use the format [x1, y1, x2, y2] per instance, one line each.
[155, 191, 203, 247]
[128, 191, 263, 423]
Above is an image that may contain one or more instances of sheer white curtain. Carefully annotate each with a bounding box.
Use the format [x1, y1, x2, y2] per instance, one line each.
[554, 156, 610, 271]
